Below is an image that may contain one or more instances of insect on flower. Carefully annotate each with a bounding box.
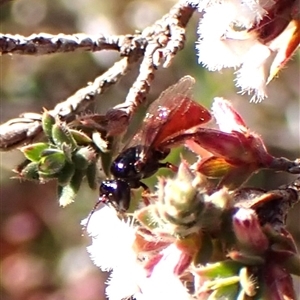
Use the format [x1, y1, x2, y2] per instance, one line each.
[97, 76, 212, 213]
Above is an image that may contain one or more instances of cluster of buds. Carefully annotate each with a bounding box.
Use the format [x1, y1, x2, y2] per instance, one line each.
[188, 97, 300, 188]
[86, 159, 300, 299]
[85, 97, 300, 299]
[16, 110, 101, 206]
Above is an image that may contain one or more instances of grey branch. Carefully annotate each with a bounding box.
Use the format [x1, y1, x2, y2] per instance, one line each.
[111, 0, 196, 117]
[52, 57, 133, 119]
[256, 178, 300, 229]
[0, 33, 148, 56]
[234, 177, 300, 229]
[0, 113, 43, 151]
[0, 57, 134, 151]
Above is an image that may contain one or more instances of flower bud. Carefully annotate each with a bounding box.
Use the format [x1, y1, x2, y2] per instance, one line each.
[212, 98, 247, 134]
[232, 208, 269, 254]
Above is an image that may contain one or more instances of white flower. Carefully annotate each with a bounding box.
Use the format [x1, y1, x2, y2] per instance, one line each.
[193, 0, 300, 101]
[234, 41, 271, 101]
[83, 205, 146, 299]
[83, 205, 191, 300]
[134, 244, 191, 300]
[84, 205, 136, 271]
[106, 263, 145, 300]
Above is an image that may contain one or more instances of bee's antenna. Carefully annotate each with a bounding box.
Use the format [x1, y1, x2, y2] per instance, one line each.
[83, 195, 108, 232]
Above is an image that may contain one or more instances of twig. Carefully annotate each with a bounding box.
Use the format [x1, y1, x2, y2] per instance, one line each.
[256, 177, 300, 228]
[0, 57, 134, 150]
[0, 33, 147, 56]
[113, 43, 158, 115]
[52, 57, 133, 119]
[113, 0, 196, 117]
[0, 113, 43, 151]
[235, 177, 300, 229]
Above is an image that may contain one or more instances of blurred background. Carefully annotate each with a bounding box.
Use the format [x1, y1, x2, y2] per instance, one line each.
[0, 0, 299, 299]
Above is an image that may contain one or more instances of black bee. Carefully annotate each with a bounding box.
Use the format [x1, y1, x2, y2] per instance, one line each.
[99, 76, 211, 211]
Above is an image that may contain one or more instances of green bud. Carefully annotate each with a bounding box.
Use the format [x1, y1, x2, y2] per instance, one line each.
[38, 151, 66, 175]
[20, 142, 49, 162]
[42, 110, 56, 140]
[207, 284, 239, 300]
[18, 161, 40, 181]
[61, 143, 73, 163]
[201, 275, 240, 292]
[58, 169, 84, 206]
[72, 147, 96, 170]
[39, 171, 60, 180]
[40, 148, 62, 157]
[70, 129, 92, 145]
[57, 162, 75, 186]
[52, 122, 77, 150]
[86, 162, 97, 189]
[200, 189, 233, 230]
[135, 205, 162, 231]
[92, 131, 109, 152]
[193, 260, 242, 279]
[100, 150, 113, 177]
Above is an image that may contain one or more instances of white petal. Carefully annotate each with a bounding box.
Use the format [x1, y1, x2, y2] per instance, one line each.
[198, 0, 266, 32]
[267, 20, 299, 83]
[196, 1, 261, 70]
[135, 245, 191, 300]
[197, 38, 252, 70]
[235, 42, 271, 102]
[83, 205, 136, 271]
[212, 97, 247, 133]
[106, 264, 146, 300]
[198, 2, 239, 38]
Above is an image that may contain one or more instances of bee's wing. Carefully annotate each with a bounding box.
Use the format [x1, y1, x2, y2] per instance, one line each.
[125, 76, 198, 152]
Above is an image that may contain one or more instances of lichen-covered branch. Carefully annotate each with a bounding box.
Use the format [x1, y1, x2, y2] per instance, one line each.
[234, 177, 300, 229]
[112, 0, 196, 117]
[51, 57, 132, 119]
[0, 33, 148, 56]
[0, 57, 133, 150]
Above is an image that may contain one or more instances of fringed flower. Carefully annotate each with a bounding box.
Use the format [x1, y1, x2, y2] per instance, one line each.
[194, 0, 300, 101]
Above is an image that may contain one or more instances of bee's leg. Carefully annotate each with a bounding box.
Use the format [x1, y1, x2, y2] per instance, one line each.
[159, 162, 178, 172]
[138, 181, 152, 206]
